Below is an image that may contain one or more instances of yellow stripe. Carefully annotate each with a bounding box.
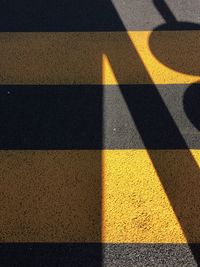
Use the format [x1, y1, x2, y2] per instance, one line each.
[0, 150, 101, 242]
[1, 150, 200, 243]
[102, 149, 200, 243]
[0, 31, 199, 84]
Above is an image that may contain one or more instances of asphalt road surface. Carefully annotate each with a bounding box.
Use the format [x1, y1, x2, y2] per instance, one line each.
[0, 0, 200, 266]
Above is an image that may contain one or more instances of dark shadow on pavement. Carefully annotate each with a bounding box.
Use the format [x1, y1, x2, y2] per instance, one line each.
[147, 0, 200, 263]
[0, 0, 199, 266]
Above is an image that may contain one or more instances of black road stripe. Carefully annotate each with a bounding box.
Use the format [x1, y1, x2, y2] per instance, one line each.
[0, 0, 199, 31]
[0, 84, 199, 149]
[0, 243, 102, 267]
[0, 243, 200, 267]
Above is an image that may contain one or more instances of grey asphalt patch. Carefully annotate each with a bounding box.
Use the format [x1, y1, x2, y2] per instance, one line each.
[103, 84, 200, 149]
[103, 244, 199, 267]
[112, 0, 200, 30]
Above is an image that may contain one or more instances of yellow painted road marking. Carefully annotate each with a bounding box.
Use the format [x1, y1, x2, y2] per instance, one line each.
[0, 150, 200, 242]
[0, 31, 199, 84]
[0, 151, 101, 242]
[102, 149, 200, 243]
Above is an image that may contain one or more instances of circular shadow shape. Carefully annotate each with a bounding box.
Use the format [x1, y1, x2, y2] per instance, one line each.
[149, 22, 200, 76]
[183, 83, 200, 131]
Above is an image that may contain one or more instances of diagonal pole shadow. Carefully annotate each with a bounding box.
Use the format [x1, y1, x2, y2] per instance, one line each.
[103, 0, 200, 264]
[0, 0, 199, 265]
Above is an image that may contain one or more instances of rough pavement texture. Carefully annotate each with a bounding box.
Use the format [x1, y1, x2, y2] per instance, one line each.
[0, 0, 200, 266]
